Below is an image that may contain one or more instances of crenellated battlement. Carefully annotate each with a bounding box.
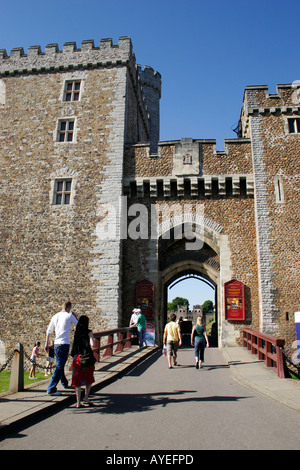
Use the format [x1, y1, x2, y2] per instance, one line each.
[0, 36, 134, 75]
[239, 82, 300, 138]
[136, 64, 162, 95]
[243, 83, 300, 113]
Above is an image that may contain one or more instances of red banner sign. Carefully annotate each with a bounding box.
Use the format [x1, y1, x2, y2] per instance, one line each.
[135, 280, 154, 320]
[225, 279, 245, 321]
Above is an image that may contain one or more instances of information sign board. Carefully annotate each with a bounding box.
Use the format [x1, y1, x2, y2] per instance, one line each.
[225, 279, 245, 321]
[135, 280, 154, 320]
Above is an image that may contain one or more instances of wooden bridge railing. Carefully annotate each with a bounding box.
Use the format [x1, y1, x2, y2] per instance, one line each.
[242, 328, 286, 378]
[93, 327, 136, 362]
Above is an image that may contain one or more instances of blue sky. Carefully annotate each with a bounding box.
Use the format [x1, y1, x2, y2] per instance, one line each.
[1, 0, 298, 306]
[168, 277, 215, 308]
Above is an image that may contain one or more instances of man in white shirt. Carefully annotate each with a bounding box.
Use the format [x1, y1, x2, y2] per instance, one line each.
[45, 301, 78, 395]
[129, 308, 139, 328]
[129, 308, 139, 343]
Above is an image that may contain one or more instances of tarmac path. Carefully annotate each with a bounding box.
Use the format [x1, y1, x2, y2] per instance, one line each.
[0, 347, 299, 451]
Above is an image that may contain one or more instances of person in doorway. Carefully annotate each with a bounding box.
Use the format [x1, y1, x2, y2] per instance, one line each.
[129, 308, 139, 328]
[191, 315, 209, 368]
[129, 308, 139, 343]
[29, 341, 41, 379]
[163, 313, 182, 368]
[45, 301, 78, 395]
[71, 315, 96, 408]
[133, 309, 147, 348]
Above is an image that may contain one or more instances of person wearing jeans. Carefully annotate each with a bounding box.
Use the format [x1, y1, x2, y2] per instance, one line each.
[191, 315, 209, 369]
[133, 309, 147, 349]
[45, 301, 78, 395]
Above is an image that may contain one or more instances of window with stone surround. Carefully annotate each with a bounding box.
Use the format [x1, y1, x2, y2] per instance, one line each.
[63, 80, 81, 102]
[56, 118, 75, 142]
[288, 118, 300, 134]
[53, 179, 73, 205]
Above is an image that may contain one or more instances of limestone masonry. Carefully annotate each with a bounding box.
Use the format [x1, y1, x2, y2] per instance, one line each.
[0, 37, 299, 362]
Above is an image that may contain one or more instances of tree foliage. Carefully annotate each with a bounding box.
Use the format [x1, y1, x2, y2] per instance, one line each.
[202, 300, 214, 314]
[168, 296, 189, 311]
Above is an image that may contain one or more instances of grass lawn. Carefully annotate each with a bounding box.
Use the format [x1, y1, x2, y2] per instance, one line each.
[0, 370, 49, 393]
[290, 371, 300, 381]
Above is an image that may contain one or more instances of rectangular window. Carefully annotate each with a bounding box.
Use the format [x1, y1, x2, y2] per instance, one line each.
[288, 118, 300, 134]
[54, 179, 72, 205]
[63, 80, 81, 102]
[57, 119, 75, 142]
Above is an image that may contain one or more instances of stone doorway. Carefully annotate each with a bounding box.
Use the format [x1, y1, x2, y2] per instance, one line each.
[158, 259, 219, 347]
[156, 220, 221, 347]
[166, 272, 218, 348]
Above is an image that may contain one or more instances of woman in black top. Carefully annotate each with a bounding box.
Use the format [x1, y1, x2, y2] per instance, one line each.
[191, 316, 209, 369]
[71, 315, 96, 408]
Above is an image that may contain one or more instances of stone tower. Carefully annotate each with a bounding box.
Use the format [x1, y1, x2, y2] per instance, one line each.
[239, 84, 300, 340]
[0, 37, 161, 347]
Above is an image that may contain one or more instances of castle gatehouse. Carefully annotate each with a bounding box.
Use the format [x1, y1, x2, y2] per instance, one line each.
[0, 37, 299, 358]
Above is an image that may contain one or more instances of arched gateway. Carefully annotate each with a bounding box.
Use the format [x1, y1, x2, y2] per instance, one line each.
[122, 207, 239, 348]
[157, 217, 224, 347]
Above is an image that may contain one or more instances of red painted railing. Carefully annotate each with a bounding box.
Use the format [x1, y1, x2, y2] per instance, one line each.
[242, 328, 286, 378]
[93, 327, 136, 362]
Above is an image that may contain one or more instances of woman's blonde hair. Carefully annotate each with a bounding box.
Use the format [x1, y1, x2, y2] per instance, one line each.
[196, 315, 205, 326]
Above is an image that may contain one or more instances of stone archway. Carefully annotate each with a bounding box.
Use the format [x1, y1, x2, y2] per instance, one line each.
[162, 263, 219, 347]
[157, 248, 220, 347]
[155, 216, 239, 347]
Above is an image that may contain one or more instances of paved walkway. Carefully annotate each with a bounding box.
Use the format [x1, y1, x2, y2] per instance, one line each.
[0, 345, 299, 441]
[0, 345, 156, 437]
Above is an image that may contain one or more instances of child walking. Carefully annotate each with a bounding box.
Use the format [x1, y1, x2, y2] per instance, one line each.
[44, 340, 55, 376]
[29, 341, 41, 379]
